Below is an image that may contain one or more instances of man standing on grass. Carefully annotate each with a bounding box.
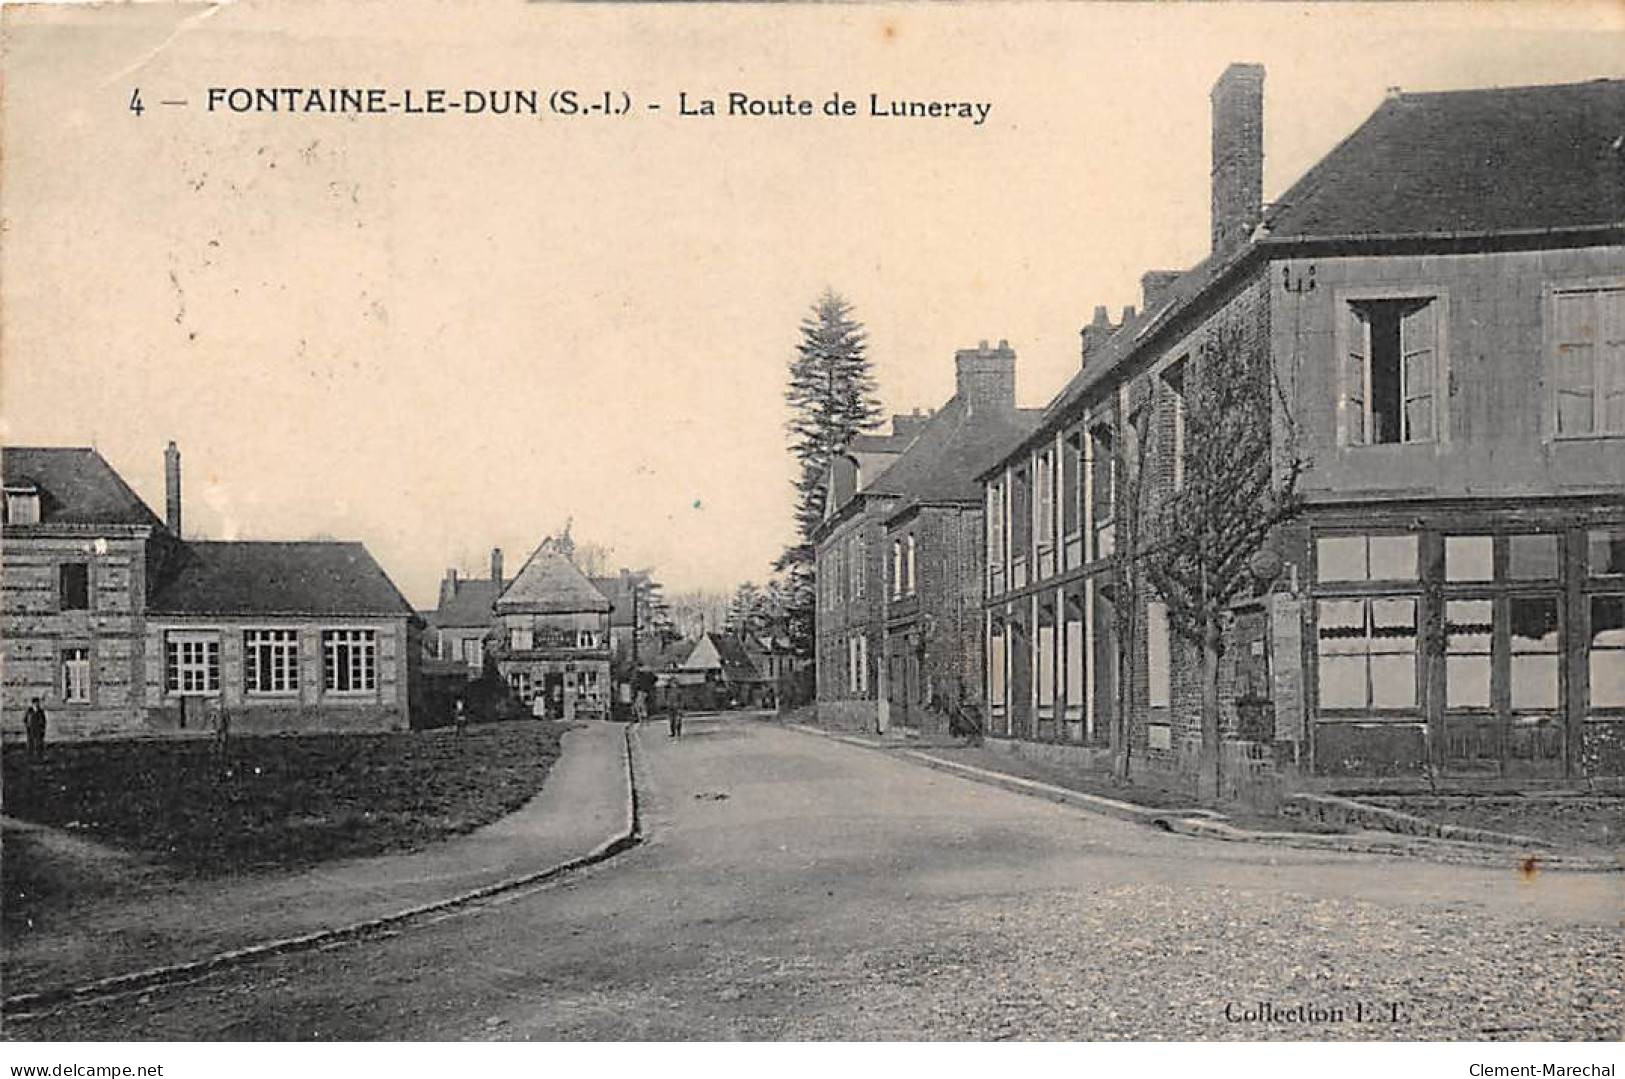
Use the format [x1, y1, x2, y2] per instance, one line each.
[23, 696, 47, 755]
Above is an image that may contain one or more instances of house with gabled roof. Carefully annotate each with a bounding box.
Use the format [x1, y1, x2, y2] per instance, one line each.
[488, 541, 613, 721]
[812, 343, 1039, 733]
[2, 442, 420, 739]
[979, 66, 1625, 790]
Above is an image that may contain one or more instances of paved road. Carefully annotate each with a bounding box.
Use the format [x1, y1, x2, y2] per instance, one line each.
[11, 716, 1620, 1040]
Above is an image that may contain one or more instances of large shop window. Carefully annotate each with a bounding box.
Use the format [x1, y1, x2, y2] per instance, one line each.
[244, 629, 300, 694]
[1589, 595, 1625, 709]
[323, 629, 378, 693]
[166, 633, 220, 695]
[1316, 534, 1418, 583]
[1343, 296, 1441, 445]
[1317, 598, 1417, 710]
[1552, 284, 1624, 437]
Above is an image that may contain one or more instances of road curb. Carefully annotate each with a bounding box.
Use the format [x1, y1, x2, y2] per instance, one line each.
[782, 722, 1620, 872]
[3, 724, 646, 1019]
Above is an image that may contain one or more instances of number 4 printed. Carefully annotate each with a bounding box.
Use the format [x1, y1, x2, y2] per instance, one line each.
[129, 88, 144, 116]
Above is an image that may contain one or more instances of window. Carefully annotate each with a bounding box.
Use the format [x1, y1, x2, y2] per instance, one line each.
[1444, 599, 1494, 709]
[988, 616, 1007, 717]
[1035, 450, 1055, 552]
[1062, 433, 1083, 538]
[1315, 534, 1418, 583]
[59, 563, 89, 611]
[5, 485, 40, 525]
[1590, 529, 1625, 577]
[1343, 297, 1441, 445]
[1317, 598, 1418, 709]
[576, 629, 598, 649]
[1589, 595, 1625, 709]
[1147, 601, 1171, 708]
[891, 539, 904, 599]
[1511, 597, 1561, 710]
[905, 533, 917, 596]
[1063, 590, 1087, 726]
[1164, 363, 1188, 491]
[1036, 596, 1056, 712]
[1552, 284, 1624, 436]
[462, 637, 483, 671]
[244, 630, 299, 694]
[1445, 536, 1494, 582]
[509, 671, 533, 702]
[1090, 424, 1115, 559]
[847, 634, 868, 695]
[166, 633, 220, 695]
[511, 626, 534, 651]
[62, 647, 91, 703]
[851, 535, 866, 600]
[987, 481, 1007, 572]
[324, 629, 377, 692]
[1010, 467, 1031, 566]
[1509, 535, 1560, 580]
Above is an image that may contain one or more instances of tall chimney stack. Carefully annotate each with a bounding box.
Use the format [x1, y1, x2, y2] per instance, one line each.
[163, 441, 182, 537]
[1211, 62, 1265, 257]
[491, 547, 504, 588]
[954, 339, 1016, 416]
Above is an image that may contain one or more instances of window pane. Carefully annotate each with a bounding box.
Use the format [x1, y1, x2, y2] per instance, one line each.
[1590, 529, 1625, 576]
[1511, 655, 1559, 710]
[1317, 600, 1366, 654]
[1371, 598, 1418, 652]
[1317, 537, 1366, 582]
[1370, 654, 1417, 708]
[1369, 535, 1417, 581]
[1445, 536, 1494, 582]
[1319, 655, 1366, 708]
[1589, 595, 1625, 709]
[1447, 655, 1491, 709]
[1510, 596, 1560, 651]
[1508, 535, 1559, 579]
[1591, 595, 1625, 647]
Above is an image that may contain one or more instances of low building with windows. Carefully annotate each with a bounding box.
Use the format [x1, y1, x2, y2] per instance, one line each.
[980, 66, 1625, 787]
[2, 442, 420, 739]
[489, 541, 613, 721]
[426, 547, 507, 677]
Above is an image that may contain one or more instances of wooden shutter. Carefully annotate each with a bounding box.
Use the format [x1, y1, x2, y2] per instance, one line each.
[1401, 299, 1437, 442]
[1554, 290, 1597, 435]
[1344, 303, 1367, 445]
[1602, 288, 1625, 434]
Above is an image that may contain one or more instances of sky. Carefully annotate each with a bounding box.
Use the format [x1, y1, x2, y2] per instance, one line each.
[3, 1, 1622, 609]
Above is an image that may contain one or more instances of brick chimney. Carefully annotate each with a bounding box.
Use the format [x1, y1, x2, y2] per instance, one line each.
[163, 440, 182, 536]
[1079, 305, 1120, 369]
[491, 547, 504, 588]
[439, 567, 460, 608]
[1211, 62, 1265, 257]
[954, 339, 1016, 415]
[1141, 270, 1181, 313]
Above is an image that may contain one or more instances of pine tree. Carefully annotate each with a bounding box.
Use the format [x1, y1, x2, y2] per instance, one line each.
[778, 290, 883, 657]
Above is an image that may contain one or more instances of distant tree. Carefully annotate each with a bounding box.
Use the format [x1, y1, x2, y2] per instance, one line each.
[778, 290, 884, 657]
[1137, 314, 1308, 800]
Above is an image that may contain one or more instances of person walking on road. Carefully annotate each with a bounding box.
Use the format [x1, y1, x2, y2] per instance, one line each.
[667, 698, 684, 739]
[23, 697, 47, 755]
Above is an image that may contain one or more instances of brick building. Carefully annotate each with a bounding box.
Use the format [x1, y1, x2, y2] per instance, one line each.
[813, 344, 1038, 733]
[980, 66, 1625, 789]
[2, 443, 419, 739]
[488, 541, 613, 721]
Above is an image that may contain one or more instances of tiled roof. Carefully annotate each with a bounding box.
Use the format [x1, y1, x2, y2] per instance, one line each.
[429, 578, 500, 628]
[708, 633, 766, 683]
[497, 544, 611, 614]
[869, 398, 1045, 506]
[148, 541, 415, 618]
[1265, 79, 1625, 239]
[2, 447, 164, 528]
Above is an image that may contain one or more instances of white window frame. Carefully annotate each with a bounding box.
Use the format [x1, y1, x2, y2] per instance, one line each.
[1335, 287, 1449, 449]
[5, 486, 41, 525]
[905, 533, 917, 596]
[463, 637, 484, 671]
[1546, 278, 1625, 439]
[244, 628, 300, 696]
[166, 631, 221, 696]
[576, 629, 599, 650]
[323, 628, 379, 694]
[511, 626, 534, 651]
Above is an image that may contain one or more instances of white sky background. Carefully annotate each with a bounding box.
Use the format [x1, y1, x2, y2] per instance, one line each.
[2, 1, 1621, 608]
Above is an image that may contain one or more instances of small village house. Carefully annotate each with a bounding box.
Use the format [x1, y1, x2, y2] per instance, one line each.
[2, 443, 420, 738]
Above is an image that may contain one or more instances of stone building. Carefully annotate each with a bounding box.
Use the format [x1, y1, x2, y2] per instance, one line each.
[2, 443, 419, 739]
[980, 65, 1625, 789]
[812, 345, 1038, 733]
[489, 542, 613, 721]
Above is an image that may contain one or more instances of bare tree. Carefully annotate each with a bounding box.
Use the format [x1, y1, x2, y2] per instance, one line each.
[1138, 313, 1307, 800]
